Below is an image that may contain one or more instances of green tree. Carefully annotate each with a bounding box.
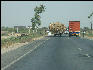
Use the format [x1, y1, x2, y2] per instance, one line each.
[31, 5, 46, 32]
[88, 12, 93, 18]
[83, 27, 89, 31]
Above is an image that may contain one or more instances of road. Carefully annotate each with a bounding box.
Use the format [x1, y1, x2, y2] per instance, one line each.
[1, 35, 93, 70]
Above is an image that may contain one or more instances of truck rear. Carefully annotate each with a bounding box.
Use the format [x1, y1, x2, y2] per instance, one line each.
[49, 22, 66, 36]
[69, 21, 80, 37]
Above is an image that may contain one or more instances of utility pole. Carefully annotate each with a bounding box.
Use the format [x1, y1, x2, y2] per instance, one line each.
[88, 12, 93, 34]
[17, 27, 19, 33]
[91, 22, 92, 34]
[83, 30, 85, 37]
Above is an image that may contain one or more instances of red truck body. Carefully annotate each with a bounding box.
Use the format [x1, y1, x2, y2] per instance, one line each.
[69, 21, 80, 37]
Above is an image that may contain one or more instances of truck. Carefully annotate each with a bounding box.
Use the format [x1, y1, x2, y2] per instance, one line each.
[69, 21, 80, 37]
[49, 22, 66, 36]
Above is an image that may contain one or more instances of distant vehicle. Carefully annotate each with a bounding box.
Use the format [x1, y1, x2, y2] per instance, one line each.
[48, 32, 52, 36]
[69, 21, 80, 37]
[21, 33, 28, 37]
[64, 30, 69, 34]
[46, 30, 49, 33]
[49, 22, 66, 36]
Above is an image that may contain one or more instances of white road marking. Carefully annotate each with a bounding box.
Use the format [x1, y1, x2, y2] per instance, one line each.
[84, 54, 90, 57]
[78, 48, 82, 51]
[1, 39, 48, 70]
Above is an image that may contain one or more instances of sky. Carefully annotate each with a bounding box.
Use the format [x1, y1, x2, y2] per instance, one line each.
[1, 1, 93, 28]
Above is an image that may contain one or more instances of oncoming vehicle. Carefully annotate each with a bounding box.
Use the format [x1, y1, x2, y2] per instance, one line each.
[64, 30, 69, 34]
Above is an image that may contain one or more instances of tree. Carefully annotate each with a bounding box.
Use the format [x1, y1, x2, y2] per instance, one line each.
[83, 27, 89, 31]
[31, 5, 46, 32]
[88, 12, 93, 18]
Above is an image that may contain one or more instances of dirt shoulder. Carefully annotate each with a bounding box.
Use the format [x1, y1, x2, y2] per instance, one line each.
[85, 36, 93, 40]
[81, 36, 93, 40]
[1, 36, 45, 55]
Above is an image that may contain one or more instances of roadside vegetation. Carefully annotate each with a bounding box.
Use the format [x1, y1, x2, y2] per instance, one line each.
[1, 4, 47, 48]
[1, 27, 48, 48]
[80, 27, 93, 38]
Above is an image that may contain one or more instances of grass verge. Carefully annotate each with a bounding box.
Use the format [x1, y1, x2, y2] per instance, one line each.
[1, 33, 46, 48]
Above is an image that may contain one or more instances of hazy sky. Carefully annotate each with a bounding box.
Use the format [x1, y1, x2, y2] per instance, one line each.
[1, 1, 93, 28]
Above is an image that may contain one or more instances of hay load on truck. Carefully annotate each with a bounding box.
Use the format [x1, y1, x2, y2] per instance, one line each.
[49, 22, 66, 36]
[69, 21, 80, 37]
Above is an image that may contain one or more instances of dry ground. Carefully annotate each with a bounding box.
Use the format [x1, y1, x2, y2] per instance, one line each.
[1, 36, 45, 54]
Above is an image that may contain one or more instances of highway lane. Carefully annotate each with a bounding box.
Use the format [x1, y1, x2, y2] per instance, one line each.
[1, 37, 50, 69]
[1, 36, 93, 70]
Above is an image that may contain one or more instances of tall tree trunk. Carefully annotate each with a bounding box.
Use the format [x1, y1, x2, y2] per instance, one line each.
[17, 27, 18, 33]
[29, 28, 30, 34]
[36, 29, 37, 32]
[91, 23, 92, 34]
[33, 30, 34, 33]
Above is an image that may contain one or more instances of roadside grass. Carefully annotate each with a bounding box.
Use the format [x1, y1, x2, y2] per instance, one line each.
[1, 26, 48, 48]
[86, 33, 93, 37]
[1, 32, 46, 48]
[80, 32, 93, 39]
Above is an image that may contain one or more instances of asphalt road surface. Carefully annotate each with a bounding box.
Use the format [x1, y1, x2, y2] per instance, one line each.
[1, 35, 93, 70]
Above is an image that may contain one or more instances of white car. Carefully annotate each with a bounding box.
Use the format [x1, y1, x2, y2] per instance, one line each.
[48, 32, 52, 36]
[46, 30, 49, 33]
[64, 31, 69, 34]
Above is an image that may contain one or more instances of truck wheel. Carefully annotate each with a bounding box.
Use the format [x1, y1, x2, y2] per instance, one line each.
[76, 35, 79, 37]
[60, 34, 61, 37]
[54, 34, 56, 36]
[69, 35, 71, 37]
